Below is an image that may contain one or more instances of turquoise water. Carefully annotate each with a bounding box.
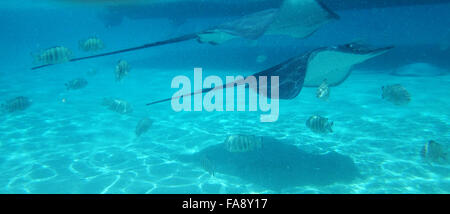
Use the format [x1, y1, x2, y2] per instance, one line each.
[1, 1, 449, 193]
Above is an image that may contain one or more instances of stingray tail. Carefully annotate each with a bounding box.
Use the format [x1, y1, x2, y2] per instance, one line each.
[31, 33, 200, 70]
[146, 87, 215, 106]
[146, 79, 248, 106]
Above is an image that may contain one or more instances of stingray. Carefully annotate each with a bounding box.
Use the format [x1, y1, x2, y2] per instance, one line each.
[176, 137, 360, 191]
[98, 0, 450, 27]
[147, 42, 394, 105]
[31, 0, 339, 70]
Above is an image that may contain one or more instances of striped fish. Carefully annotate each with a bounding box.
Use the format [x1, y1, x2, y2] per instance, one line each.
[1, 96, 32, 113]
[200, 156, 215, 177]
[65, 78, 88, 90]
[316, 79, 330, 101]
[79, 37, 105, 52]
[115, 60, 130, 82]
[224, 134, 263, 153]
[306, 115, 333, 134]
[381, 84, 411, 105]
[34, 46, 72, 65]
[102, 98, 133, 114]
[421, 140, 449, 164]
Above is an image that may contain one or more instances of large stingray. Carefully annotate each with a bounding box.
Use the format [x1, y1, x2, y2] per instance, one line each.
[97, 0, 450, 27]
[31, 0, 339, 70]
[176, 137, 360, 191]
[147, 42, 394, 105]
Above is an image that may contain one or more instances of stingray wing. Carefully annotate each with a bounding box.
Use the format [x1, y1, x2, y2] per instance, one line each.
[265, 0, 339, 38]
[251, 53, 309, 99]
[196, 9, 278, 44]
[146, 53, 310, 106]
[197, 0, 340, 44]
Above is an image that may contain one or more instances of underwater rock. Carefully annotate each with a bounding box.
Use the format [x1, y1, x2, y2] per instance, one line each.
[102, 98, 133, 114]
[390, 62, 448, 77]
[177, 137, 359, 191]
[421, 140, 449, 165]
[65, 78, 88, 90]
[1, 96, 32, 113]
[79, 37, 105, 52]
[381, 84, 411, 105]
[224, 134, 263, 153]
[316, 79, 330, 101]
[115, 60, 130, 82]
[135, 118, 153, 137]
[33, 46, 72, 65]
[306, 115, 333, 134]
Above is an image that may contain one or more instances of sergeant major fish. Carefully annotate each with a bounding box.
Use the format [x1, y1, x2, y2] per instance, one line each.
[316, 79, 330, 101]
[421, 140, 449, 165]
[1, 96, 32, 113]
[65, 78, 88, 90]
[224, 134, 263, 153]
[102, 98, 133, 114]
[306, 115, 333, 134]
[200, 156, 216, 177]
[79, 37, 105, 52]
[115, 60, 130, 82]
[33, 46, 72, 65]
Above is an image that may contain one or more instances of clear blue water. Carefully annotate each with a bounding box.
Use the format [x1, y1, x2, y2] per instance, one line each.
[0, 0, 449, 193]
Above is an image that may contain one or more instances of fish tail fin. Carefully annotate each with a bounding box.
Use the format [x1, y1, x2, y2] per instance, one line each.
[31, 52, 41, 65]
[78, 39, 85, 50]
[329, 121, 334, 132]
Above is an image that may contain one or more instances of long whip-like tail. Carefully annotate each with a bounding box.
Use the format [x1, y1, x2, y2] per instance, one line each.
[31, 33, 199, 70]
[146, 79, 251, 106]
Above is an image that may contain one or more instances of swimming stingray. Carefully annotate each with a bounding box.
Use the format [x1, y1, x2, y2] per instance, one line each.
[146, 42, 394, 105]
[31, 0, 339, 70]
[98, 0, 450, 27]
[176, 136, 360, 191]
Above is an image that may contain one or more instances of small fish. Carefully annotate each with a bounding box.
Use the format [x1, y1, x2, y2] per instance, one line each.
[421, 140, 449, 165]
[65, 78, 88, 90]
[200, 156, 216, 177]
[115, 60, 130, 82]
[306, 115, 333, 134]
[79, 37, 105, 52]
[381, 84, 411, 105]
[33, 46, 72, 65]
[1, 96, 32, 113]
[102, 98, 133, 114]
[224, 134, 263, 153]
[316, 79, 330, 101]
[135, 118, 153, 137]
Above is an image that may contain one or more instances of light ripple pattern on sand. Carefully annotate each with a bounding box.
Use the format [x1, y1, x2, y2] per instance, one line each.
[0, 68, 449, 193]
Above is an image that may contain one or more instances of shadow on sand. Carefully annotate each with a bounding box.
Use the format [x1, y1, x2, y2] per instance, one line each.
[177, 137, 360, 191]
